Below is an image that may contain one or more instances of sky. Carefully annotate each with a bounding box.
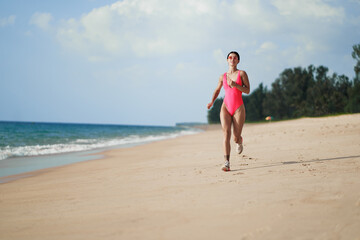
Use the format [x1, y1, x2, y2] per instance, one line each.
[1, 0, 359, 126]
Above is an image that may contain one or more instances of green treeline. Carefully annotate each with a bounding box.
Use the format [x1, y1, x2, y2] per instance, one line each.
[207, 43, 360, 123]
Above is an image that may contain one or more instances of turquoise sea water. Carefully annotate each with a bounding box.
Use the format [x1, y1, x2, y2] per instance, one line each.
[0, 121, 201, 178]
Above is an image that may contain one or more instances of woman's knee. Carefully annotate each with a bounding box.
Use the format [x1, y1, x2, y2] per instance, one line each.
[223, 128, 231, 140]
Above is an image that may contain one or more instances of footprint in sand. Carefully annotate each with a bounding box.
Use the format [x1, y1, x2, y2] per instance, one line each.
[242, 155, 256, 160]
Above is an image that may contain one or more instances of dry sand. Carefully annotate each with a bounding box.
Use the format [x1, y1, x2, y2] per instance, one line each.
[1, 114, 360, 240]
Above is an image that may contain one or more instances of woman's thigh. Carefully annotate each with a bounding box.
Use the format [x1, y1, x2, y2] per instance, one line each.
[232, 104, 246, 141]
[220, 103, 232, 133]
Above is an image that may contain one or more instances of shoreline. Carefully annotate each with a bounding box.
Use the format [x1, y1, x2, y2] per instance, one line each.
[0, 149, 104, 182]
[0, 128, 204, 184]
[1, 114, 359, 239]
[0, 127, 203, 182]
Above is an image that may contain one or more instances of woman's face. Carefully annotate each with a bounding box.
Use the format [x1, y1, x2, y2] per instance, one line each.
[227, 53, 239, 66]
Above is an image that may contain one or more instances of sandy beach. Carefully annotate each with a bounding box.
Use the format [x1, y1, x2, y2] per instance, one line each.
[1, 114, 360, 239]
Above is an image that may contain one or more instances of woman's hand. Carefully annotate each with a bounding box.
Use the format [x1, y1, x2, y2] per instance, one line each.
[227, 74, 236, 88]
[227, 78, 236, 88]
[207, 102, 213, 109]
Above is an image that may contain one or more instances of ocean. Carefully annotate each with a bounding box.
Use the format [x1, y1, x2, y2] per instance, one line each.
[0, 121, 201, 178]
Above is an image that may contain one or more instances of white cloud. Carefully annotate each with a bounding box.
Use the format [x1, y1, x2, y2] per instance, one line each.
[256, 42, 277, 55]
[55, 0, 220, 60]
[175, 63, 185, 72]
[88, 55, 109, 63]
[213, 49, 226, 66]
[226, 0, 278, 32]
[28, 0, 359, 82]
[50, 0, 343, 59]
[53, 0, 285, 61]
[271, 0, 345, 20]
[30, 12, 53, 30]
[0, 15, 16, 27]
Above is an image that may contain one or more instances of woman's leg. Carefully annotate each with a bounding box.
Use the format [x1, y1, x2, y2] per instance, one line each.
[220, 103, 233, 160]
[232, 104, 246, 144]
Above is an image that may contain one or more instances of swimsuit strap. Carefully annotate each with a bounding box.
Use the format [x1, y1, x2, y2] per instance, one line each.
[237, 70, 242, 86]
[223, 73, 227, 87]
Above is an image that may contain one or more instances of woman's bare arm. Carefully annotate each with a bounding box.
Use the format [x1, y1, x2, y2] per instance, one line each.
[229, 70, 250, 94]
[207, 75, 223, 109]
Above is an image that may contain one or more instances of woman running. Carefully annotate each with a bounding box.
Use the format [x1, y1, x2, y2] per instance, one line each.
[207, 51, 250, 171]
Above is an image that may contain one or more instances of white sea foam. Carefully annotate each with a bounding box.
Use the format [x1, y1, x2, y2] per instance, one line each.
[0, 128, 201, 160]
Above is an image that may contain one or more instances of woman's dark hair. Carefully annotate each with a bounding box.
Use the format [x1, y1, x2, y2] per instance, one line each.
[227, 51, 240, 61]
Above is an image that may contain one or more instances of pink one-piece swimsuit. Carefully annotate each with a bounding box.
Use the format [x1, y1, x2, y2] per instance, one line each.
[223, 71, 244, 116]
